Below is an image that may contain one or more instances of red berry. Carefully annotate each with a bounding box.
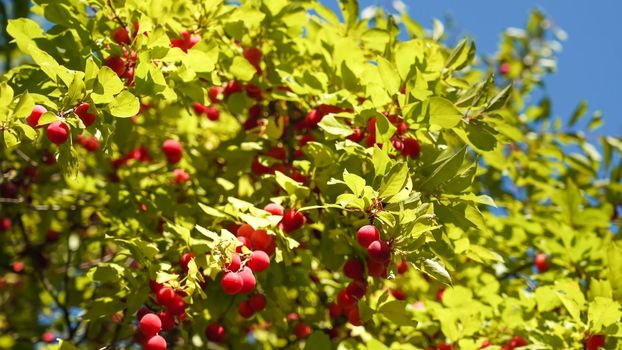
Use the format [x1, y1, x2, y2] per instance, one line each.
[245, 83, 262, 100]
[11, 261, 24, 273]
[162, 139, 182, 164]
[249, 293, 266, 312]
[243, 47, 262, 68]
[328, 303, 342, 318]
[223, 81, 243, 98]
[401, 138, 421, 158]
[173, 168, 190, 185]
[347, 307, 361, 326]
[343, 259, 364, 280]
[367, 240, 391, 262]
[105, 56, 126, 77]
[205, 323, 226, 343]
[247, 250, 270, 273]
[193, 102, 207, 116]
[367, 257, 388, 278]
[179, 252, 194, 272]
[208, 86, 223, 103]
[480, 340, 491, 349]
[337, 289, 356, 306]
[390, 289, 406, 300]
[437, 288, 445, 301]
[238, 300, 254, 318]
[236, 236, 251, 253]
[149, 280, 164, 294]
[46, 121, 69, 145]
[158, 311, 175, 332]
[294, 323, 312, 339]
[304, 109, 324, 128]
[226, 253, 241, 272]
[41, 331, 55, 343]
[205, 106, 219, 121]
[136, 306, 151, 321]
[279, 210, 305, 233]
[139, 313, 162, 337]
[508, 335, 526, 348]
[250, 230, 276, 256]
[167, 295, 186, 315]
[156, 287, 176, 307]
[239, 266, 257, 294]
[0, 217, 11, 232]
[396, 259, 409, 274]
[357, 225, 380, 248]
[237, 224, 254, 238]
[585, 335, 605, 350]
[345, 280, 367, 300]
[144, 335, 167, 350]
[499, 62, 510, 76]
[113, 26, 131, 45]
[347, 127, 364, 142]
[170, 31, 200, 52]
[221, 272, 244, 295]
[534, 253, 549, 273]
[437, 343, 453, 350]
[264, 203, 284, 216]
[27, 105, 47, 128]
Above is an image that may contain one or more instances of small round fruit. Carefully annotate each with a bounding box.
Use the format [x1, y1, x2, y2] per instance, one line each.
[179, 252, 194, 272]
[113, 26, 131, 45]
[239, 266, 257, 294]
[585, 335, 606, 350]
[139, 313, 162, 337]
[367, 240, 391, 262]
[294, 323, 312, 339]
[225, 253, 241, 272]
[144, 335, 167, 350]
[357, 225, 380, 248]
[221, 272, 244, 295]
[264, 203, 284, 216]
[162, 139, 182, 164]
[238, 300, 254, 318]
[247, 250, 270, 273]
[156, 287, 176, 307]
[279, 210, 305, 233]
[205, 323, 226, 343]
[27, 105, 47, 128]
[75, 102, 96, 127]
[158, 311, 175, 331]
[345, 280, 367, 300]
[534, 253, 549, 273]
[205, 106, 219, 121]
[343, 259, 364, 280]
[46, 121, 70, 145]
[249, 293, 266, 312]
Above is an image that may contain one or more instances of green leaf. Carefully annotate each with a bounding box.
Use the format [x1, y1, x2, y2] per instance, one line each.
[91, 67, 124, 104]
[57, 340, 80, 350]
[274, 171, 309, 198]
[3, 129, 19, 148]
[423, 258, 452, 285]
[230, 56, 256, 81]
[607, 241, 622, 301]
[445, 37, 473, 70]
[303, 332, 331, 350]
[366, 338, 389, 350]
[377, 56, 401, 95]
[13, 92, 34, 119]
[108, 91, 140, 118]
[588, 297, 622, 332]
[486, 84, 513, 111]
[568, 100, 588, 127]
[318, 115, 352, 137]
[343, 171, 366, 196]
[378, 163, 409, 199]
[378, 300, 417, 326]
[428, 97, 462, 128]
[420, 146, 467, 191]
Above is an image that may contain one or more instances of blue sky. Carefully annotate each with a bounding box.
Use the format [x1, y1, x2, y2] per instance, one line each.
[320, 0, 622, 133]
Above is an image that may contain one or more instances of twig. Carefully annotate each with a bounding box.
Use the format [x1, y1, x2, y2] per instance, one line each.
[107, 0, 127, 30]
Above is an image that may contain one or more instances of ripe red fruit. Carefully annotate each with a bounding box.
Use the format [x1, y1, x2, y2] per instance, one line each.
[345, 280, 367, 300]
[367, 257, 388, 278]
[534, 253, 549, 273]
[156, 287, 176, 307]
[328, 303, 342, 318]
[226, 253, 241, 272]
[105, 56, 126, 76]
[170, 31, 200, 52]
[304, 109, 324, 128]
[499, 62, 510, 76]
[136, 307, 151, 321]
[27, 105, 47, 128]
[401, 138, 421, 158]
[162, 139, 183, 164]
[205, 323, 226, 343]
[173, 168, 190, 185]
[245, 83, 262, 100]
[243, 47, 262, 67]
[167, 297, 186, 315]
[11, 261, 24, 273]
[347, 127, 364, 142]
[149, 280, 164, 294]
[294, 323, 312, 339]
[480, 340, 491, 349]
[205, 106, 219, 121]
[357, 225, 380, 248]
[113, 26, 131, 45]
[192, 102, 207, 116]
[250, 230, 275, 255]
[437, 288, 445, 301]
[347, 307, 362, 326]
[343, 259, 364, 280]
[41, 331, 55, 343]
[279, 210, 305, 233]
[264, 203, 284, 216]
[437, 343, 453, 350]
[208, 86, 223, 103]
[144, 335, 167, 350]
[390, 289, 406, 300]
[337, 289, 356, 306]
[367, 240, 391, 262]
[585, 334, 605, 350]
[223, 81, 243, 98]
[46, 121, 70, 145]
[237, 224, 254, 238]
[249, 293, 266, 312]
[0, 217, 11, 232]
[179, 252, 194, 272]
[247, 250, 270, 273]
[221, 272, 244, 295]
[238, 300, 254, 318]
[158, 311, 175, 332]
[139, 313, 162, 337]
[236, 236, 251, 253]
[508, 335, 526, 348]
[239, 266, 257, 294]
[77, 135, 99, 152]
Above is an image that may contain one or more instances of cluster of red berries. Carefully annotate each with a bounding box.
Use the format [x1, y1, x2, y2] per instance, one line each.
[220, 244, 271, 295]
[25, 102, 99, 146]
[357, 225, 392, 276]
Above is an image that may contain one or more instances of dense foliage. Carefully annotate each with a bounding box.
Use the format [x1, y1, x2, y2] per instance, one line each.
[1, 1, 621, 349]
